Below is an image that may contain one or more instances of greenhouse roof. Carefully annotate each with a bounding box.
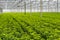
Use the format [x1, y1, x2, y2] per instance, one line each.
[0, 0, 59, 9]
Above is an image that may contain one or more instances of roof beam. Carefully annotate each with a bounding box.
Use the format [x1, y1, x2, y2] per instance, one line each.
[10, 0, 24, 8]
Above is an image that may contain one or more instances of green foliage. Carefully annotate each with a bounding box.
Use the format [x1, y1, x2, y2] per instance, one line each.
[0, 12, 60, 40]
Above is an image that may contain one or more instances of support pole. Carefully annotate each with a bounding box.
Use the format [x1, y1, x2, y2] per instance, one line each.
[21, 8, 22, 13]
[57, 0, 58, 13]
[30, 0, 32, 15]
[0, 8, 3, 13]
[40, 0, 43, 17]
[48, 0, 50, 12]
[24, 2, 26, 14]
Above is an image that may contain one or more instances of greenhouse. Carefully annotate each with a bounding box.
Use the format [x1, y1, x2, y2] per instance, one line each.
[0, 0, 60, 40]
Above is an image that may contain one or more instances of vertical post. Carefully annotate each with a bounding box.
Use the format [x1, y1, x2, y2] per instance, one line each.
[57, 0, 58, 13]
[48, 0, 50, 12]
[20, 8, 22, 13]
[40, 0, 43, 17]
[24, 1, 26, 14]
[0, 8, 3, 13]
[30, 0, 32, 15]
[6, 0, 8, 9]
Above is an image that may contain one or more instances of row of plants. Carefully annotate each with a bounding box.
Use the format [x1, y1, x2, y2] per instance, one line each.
[0, 12, 60, 40]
